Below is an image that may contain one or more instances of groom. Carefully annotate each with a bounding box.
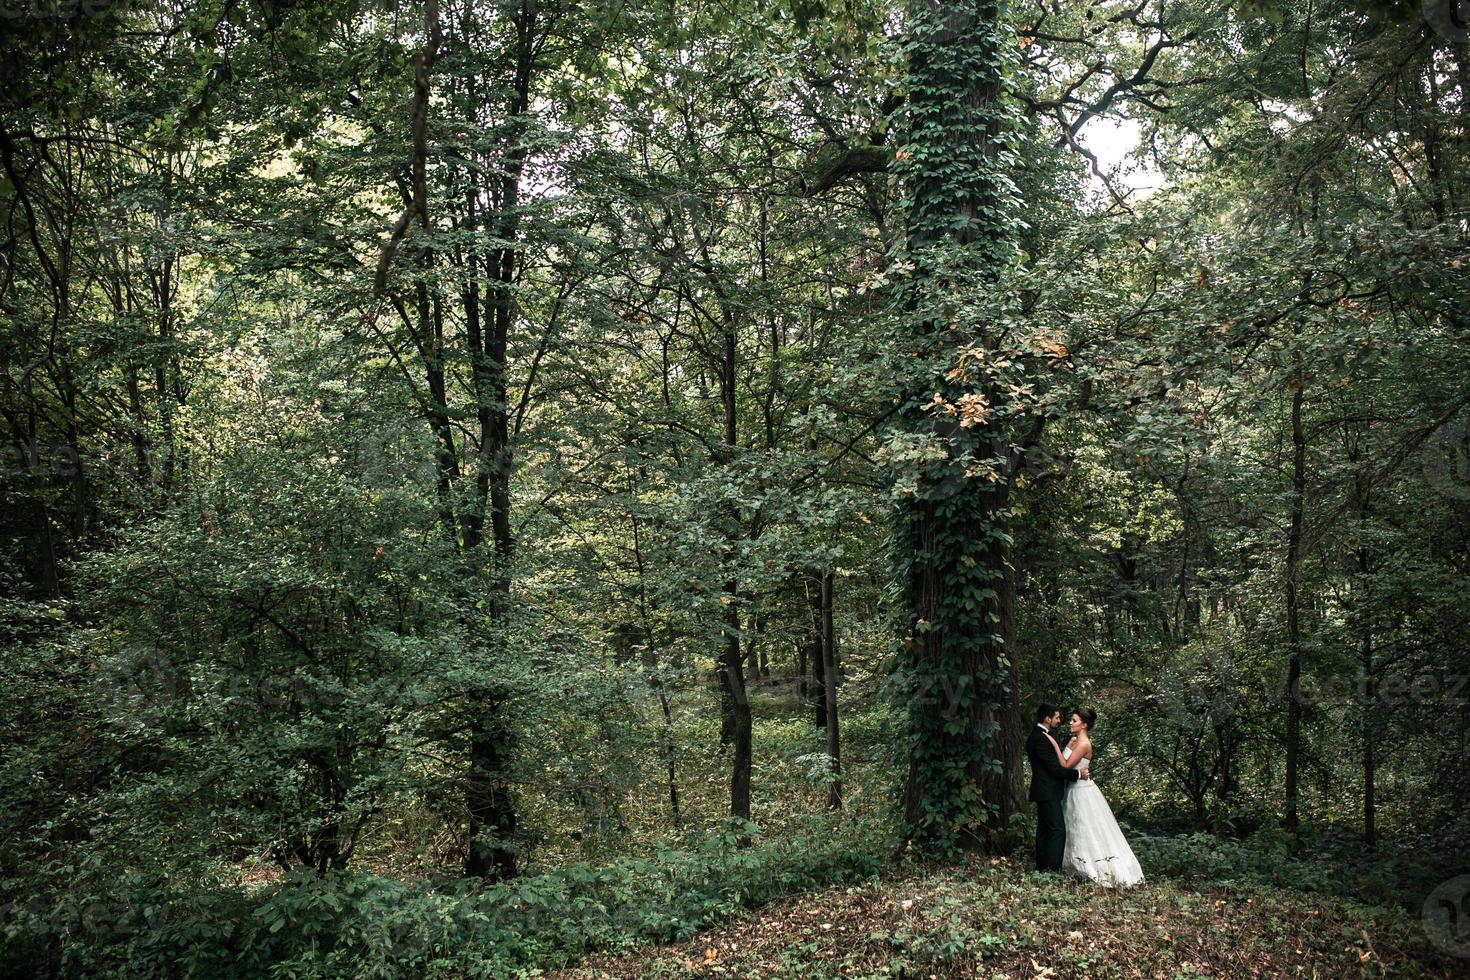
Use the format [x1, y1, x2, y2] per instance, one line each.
[1027, 703, 1088, 872]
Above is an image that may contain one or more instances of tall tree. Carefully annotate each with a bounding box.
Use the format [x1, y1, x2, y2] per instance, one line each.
[889, 0, 1030, 854]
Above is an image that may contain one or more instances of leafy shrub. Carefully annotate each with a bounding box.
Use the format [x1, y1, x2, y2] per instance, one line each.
[1131, 826, 1460, 911]
[2, 812, 888, 978]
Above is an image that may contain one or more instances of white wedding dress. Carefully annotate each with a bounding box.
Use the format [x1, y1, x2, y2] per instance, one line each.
[1061, 746, 1145, 887]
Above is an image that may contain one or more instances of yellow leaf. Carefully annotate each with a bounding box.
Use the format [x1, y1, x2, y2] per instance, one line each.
[955, 392, 990, 427]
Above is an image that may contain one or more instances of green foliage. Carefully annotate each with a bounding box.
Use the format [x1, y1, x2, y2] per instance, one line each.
[3, 0, 1470, 975]
[2, 812, 886, 978]
[72, 413, 493, 875]
[1131, 827, 1464, 912]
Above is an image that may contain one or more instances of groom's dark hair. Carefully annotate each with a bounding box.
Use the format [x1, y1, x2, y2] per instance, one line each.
[1035, 703, 1059, 722]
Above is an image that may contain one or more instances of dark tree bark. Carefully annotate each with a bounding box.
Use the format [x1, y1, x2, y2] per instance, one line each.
[1352, 463, 1376, 847]
[717, 311, 753, 826]
[462, 0, 539, 882]
[807, 572, 827, 727]
[796, 637, 808, 700]
[1359, 543, 1376, 848]
[820, 569, 842, 809]
[655, 673, 682, 829]
[1283, 327, 1306, 832]
[466, 688, 517, 881]
[718, 585, 752, 824]
[1213, 718, 1236, 812]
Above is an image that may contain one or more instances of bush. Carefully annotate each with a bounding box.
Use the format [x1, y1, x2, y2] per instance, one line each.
[1, 812, 889, 978]
[1130, 825, 1460, 911]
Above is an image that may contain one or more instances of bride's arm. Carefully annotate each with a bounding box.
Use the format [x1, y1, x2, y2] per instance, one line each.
[1046, 734, 1085, 769]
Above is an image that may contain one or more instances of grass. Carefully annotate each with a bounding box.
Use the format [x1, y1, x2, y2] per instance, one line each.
[543, 853, 1458, 979]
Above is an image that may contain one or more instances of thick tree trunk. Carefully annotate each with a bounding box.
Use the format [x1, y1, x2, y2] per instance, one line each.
[896, 0, 1023, 852]
[900, 482, 1022, 847]
[466, 689, 518, 880]
[719, 583, 752, 823]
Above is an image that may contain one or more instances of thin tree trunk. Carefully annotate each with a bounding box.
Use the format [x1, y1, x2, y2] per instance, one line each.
[719, 580, 752, 824]
[1354, 472, 1376, 847]
[1361, 608, 1376, 847]
[808, 572, 826, 727]
[796, 638, 807, 700]
[717, 317, 752, 829]
[1213, 718, 1235, 812]
[621, 460, 681, 828]
[745, 609, 764, 684]
[460, 0, 553, 882]
[1283, 330, 1306, 832]
[821, 569, 842, 809]
[656, 677, 681, 829]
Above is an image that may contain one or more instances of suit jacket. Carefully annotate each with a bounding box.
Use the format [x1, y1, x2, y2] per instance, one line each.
[1026, 725, 1080, 803]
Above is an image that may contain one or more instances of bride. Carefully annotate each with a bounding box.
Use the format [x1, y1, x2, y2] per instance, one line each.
[1046, 708, 1145, 887]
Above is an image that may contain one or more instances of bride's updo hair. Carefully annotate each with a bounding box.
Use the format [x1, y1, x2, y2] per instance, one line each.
[1074, 707, 1098, 730]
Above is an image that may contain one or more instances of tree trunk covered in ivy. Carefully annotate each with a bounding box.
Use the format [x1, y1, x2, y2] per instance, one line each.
[891, 0, 1025, 855]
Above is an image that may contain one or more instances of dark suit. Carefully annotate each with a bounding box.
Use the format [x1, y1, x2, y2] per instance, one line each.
[1026, 724, 1080, 871]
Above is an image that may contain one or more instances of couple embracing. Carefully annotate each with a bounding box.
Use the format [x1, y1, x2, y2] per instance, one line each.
[1025, 703, 1145, 888]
